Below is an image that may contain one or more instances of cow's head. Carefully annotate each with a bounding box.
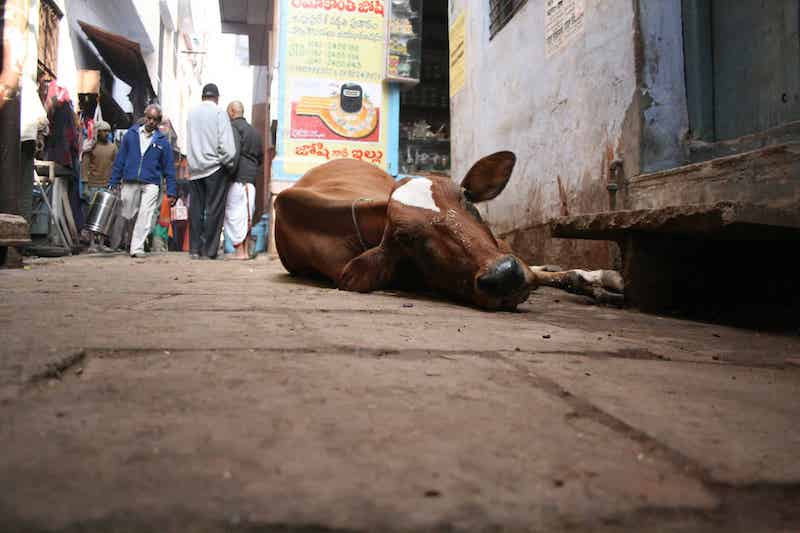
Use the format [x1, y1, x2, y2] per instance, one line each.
[385, 151, 536, 310]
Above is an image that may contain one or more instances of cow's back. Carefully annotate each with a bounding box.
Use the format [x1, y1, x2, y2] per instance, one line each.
[274, 159, 395, 282]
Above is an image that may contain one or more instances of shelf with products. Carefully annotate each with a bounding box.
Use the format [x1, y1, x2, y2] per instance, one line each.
[399, 139, 451, 176]
[399, 119, 451, 176]
[385, 0, 422, 84]
[396, 0, 451, 176]
[400, 137, 450, 145]
[400, 81, 449, 110]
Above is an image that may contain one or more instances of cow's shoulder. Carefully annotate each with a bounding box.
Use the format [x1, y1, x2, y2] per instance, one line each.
[278, 159, 396, 213]
[295, 159, 396, 196]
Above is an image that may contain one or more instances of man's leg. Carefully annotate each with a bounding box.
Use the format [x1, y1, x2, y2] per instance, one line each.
[244, 183, 256, 257]
[224, 182, 247, 258]
[118, 184, 140, 254]
[188, 179, 206, 256]
[201, 169, 229, 259]
[117, 184, 142, 252]
[129, 184, 160, 256]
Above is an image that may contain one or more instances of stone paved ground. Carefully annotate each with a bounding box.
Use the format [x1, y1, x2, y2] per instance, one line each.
[1, 253, 798, 532]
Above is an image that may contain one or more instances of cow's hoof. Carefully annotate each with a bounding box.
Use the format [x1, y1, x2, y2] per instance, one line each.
[601, 270, 624, 293]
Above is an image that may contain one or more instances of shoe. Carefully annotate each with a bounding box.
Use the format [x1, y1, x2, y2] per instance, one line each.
[190, 253, 201, 260]
[131, 252, 149, 258]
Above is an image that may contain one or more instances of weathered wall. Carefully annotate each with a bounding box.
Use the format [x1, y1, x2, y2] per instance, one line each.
[448, 0, 639, 268]
[130, 0, 160, 85]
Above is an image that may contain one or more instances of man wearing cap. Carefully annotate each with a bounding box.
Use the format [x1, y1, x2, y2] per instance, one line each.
[108, 104, 177, 258]
[186, 83, 237, 259]
[81, 119, 117, 252]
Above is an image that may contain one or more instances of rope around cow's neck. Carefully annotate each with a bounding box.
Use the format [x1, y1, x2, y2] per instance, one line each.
[351, 197, 372, 251]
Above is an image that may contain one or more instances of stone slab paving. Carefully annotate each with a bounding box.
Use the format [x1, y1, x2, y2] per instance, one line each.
[0, 253, 798, 532]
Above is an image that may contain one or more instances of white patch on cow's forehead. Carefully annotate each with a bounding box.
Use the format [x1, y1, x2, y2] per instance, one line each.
[391, 178, 440, 213]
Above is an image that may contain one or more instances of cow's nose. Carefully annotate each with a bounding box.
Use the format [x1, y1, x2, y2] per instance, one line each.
[476, 255, 527, 297]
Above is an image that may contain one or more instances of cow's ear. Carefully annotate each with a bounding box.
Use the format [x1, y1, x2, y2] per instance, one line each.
[460, 151, 516, 203]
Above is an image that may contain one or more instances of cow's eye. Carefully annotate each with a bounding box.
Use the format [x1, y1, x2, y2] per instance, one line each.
[464, 199, 483, 223]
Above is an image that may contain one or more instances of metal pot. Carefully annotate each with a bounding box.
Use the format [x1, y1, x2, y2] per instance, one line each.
[85, 189, 118, 235]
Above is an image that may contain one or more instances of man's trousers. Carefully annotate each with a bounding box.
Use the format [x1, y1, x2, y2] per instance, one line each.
[120, 182, 160, 256]
[189, 167, 229, 259]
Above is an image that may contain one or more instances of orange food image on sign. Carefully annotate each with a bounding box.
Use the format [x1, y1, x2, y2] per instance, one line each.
[295, 95, 379, 139]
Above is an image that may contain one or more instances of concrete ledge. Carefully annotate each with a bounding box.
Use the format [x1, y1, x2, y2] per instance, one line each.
[1, 214, 31, 268]
[551, 202, 800, 242]
[0, 239, 31, 247]
[551, 203, 799, 320]
[0, 214, 30, 244]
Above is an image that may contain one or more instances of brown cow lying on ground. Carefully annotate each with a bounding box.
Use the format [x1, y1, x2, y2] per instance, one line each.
[274, 152, 623, 310]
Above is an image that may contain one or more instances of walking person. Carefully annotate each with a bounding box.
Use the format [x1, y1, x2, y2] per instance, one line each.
[107, 104, 177, 258]
[186, 83, 237, 259]
[81, 120, 117, 252]
[224, 101, 264, 260]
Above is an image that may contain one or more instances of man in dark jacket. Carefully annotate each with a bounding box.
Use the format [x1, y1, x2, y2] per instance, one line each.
[223, 100, 264, 259]
[108, 104, 177, 258]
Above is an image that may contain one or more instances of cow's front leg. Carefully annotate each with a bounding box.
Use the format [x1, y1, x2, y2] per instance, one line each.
[530, 267, 625, 304]
[338, 246, 396, 293]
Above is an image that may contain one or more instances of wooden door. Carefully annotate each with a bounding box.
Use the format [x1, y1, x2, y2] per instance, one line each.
[711, 0, 800, 140]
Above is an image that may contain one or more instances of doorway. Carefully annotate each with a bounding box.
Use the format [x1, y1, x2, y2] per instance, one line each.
[683, 0, 800, 143]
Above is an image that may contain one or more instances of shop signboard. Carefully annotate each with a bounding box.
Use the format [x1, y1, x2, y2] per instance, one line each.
[274, 0, 393, 181]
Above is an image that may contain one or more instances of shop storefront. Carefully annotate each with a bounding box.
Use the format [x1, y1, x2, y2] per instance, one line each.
[396, 0, 450, 177]
[271, 0, 451, 190]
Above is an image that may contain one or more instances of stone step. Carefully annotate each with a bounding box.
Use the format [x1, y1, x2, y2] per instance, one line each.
[0, 213, 30, 247]
[551, 201, 800, 242]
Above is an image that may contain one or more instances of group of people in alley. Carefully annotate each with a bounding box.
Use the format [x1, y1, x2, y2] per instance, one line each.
[84, 83, 264, 260]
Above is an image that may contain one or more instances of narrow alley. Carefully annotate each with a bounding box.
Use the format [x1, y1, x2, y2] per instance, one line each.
[3, 0, 800, 530]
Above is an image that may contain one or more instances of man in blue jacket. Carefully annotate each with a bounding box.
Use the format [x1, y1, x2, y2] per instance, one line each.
[108, 104, 177, 258]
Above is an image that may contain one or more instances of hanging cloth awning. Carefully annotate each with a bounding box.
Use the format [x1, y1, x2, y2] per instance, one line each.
[77, 21, 156, 102]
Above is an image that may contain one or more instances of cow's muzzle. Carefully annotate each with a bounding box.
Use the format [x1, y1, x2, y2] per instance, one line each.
[476, 255, 528, 299]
